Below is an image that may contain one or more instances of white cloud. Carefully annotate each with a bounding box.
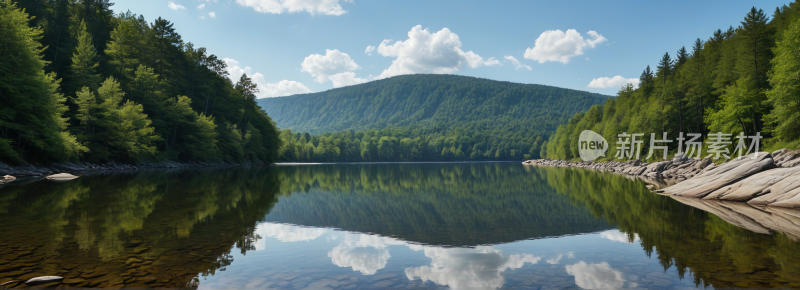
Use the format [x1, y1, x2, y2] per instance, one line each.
[587, 76, 640, 89]
[504, 55, 532, 71]
[546, 254, 563, 264]
[566, 261, 629, 289]
[208, 11, 216, 18]
[328, 233, 406, 275]
[405, 246, 540, 289]
[524, 29, 607, 64]
[301, 49, 367, 87]
[235, 0, 351, 16]
[599, 229, 640, 243]
[198, 15, 206, 20]
[328, 71, 368, 88]
[197, 3, 205, 9]
[168, 1, 186, 10]
[254, 222, 327, 246]
[375, 25, 499, 79]
[365, 45, 375, 56]
[223, 58, 312, 98]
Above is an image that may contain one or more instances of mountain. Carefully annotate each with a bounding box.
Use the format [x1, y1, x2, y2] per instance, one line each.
[258, 74, 611, 162]
[258, 74, 610, 135]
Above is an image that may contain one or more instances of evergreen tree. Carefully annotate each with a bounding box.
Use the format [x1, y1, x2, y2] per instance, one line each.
[70, 19, 100, 91]
[105, 16, 140, 86]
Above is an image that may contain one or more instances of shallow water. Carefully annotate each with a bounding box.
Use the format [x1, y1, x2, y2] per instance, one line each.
[1, 163, 800, 289]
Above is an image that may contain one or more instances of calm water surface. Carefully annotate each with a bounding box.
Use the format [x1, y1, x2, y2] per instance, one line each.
[1, 163, 800, 289]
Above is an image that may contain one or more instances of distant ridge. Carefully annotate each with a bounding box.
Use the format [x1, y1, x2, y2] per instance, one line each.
[258, 74, 610, 135]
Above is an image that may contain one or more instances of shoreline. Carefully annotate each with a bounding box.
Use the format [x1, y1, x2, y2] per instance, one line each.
[522, 149, 800, 209]
[0, 161, 269, 186]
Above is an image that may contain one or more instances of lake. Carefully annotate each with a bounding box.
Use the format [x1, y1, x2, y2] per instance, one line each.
[1, 162, 800, 289]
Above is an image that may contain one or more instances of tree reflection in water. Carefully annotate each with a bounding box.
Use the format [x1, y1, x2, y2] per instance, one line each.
[0, 163, 799, 288]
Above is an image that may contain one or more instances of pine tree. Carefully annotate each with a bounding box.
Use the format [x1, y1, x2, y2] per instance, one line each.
[657, 52, 674, 133]
[737, 7, 774, 133]
[70, 19, 100, 91]
[105, 16, 140, 86]
[639, 65, 655, 97]
[676, 46, 689, 69]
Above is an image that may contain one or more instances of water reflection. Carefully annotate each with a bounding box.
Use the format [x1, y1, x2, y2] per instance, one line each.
[565, 261, 628, 289]
[2, 163, 800, 289]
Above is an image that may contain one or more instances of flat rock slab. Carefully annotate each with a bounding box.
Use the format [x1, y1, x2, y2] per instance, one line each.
[25, 276, 63, 285]
[659, 152, 774, 198]
[46, 173, 79, 181]
[748, 173, 800, 206]
[704, 166, 800, 201]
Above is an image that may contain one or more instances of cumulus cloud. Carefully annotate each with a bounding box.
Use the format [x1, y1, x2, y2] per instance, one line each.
[504, 55, 532, 71]
[599, 230, 640, 243]
[375, 25, 499, 79]
[301, 49, 368, 88]
[223, 58, 312, 98]
[405, 246, 540, 289]
[235, 0, 352, 16]
[524, 29, 607, 64]
[208, 11, 217, 18]
[566, 261, 629, 289]
[365, 45, 375, 56]
[197, 4, 205, 9]
[168, 1, 186, 10]
[328, 71, 368, 88]
[588, 76, 640, 89]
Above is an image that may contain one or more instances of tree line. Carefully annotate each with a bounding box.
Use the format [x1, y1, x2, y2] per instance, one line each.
[0, 0, 280, 165]
[544, 3, 800, 161]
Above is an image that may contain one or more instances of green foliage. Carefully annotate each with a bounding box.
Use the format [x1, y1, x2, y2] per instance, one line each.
[545, 4, 800, 161]
[0, 0, 281, 164]
[0, 0, 85, 163]
[70, 20, 100, 90]
[767, 17, 800, 141]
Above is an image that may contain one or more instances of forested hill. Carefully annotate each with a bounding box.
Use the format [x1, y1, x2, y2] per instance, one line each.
[1, 0, 280, 165]
[259, 74, 610, 135]
[543, 3, 800, 161]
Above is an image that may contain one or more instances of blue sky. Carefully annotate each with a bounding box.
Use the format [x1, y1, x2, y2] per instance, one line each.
[114, 0, 791, 98]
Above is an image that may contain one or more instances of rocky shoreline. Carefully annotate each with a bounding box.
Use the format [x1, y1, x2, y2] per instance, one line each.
[523, 149, 800, 208]
[0, 160, 268, 186]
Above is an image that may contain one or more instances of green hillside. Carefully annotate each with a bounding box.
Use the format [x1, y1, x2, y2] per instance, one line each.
[259, 74, 609, 134]
[258, 74, 610, 162]
[544, 4, 800, 161]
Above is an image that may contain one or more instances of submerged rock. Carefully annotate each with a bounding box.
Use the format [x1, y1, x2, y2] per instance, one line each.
[46, 173, 79, 181]
[25, 276, 63, 285]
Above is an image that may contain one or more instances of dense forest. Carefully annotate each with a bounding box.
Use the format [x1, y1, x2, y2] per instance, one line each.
[260, 75, 609, 162]
[544, 3, 800, 161]
[0, 0, 281, 165]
